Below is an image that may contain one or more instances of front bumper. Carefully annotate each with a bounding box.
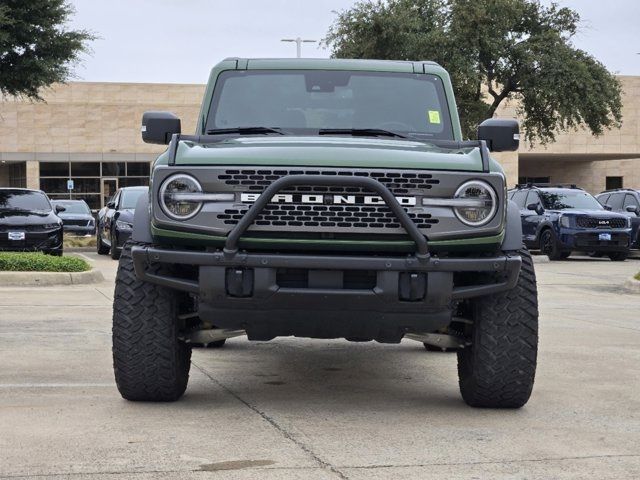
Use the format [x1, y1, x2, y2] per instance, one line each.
[558, 228, 631, 252]
[131, 245, 521, 342]
[114, 229, 132, 250]
[0, 229, 63, 252]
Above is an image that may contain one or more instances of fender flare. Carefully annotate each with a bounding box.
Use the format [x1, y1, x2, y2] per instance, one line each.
[501, 200, 524, 251]
[535, 221, 556, 246]
[131, 193, 153, 244]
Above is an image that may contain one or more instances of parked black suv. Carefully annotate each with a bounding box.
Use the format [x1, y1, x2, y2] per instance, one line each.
[508, 184, 631, 261]
[596, 189, 640, 249]
[51, 200, 95, 236]
[0, 188, 64, 255]
[97, 186, 148, 259]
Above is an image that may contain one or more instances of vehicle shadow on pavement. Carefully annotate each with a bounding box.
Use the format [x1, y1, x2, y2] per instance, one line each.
[175, 341, 503, 413]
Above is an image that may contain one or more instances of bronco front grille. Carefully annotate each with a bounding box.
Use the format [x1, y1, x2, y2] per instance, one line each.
[214, 168, 441, 232]
[576, 217, 627, 229]
[218, 204, 439, 230]
[218, 169, 439, 195]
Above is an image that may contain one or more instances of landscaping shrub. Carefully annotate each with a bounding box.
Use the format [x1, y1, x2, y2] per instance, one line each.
[0, 252, 90, 272]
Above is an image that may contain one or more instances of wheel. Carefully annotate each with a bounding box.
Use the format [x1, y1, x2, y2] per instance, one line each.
[112, 242, 191, 401]
[608, 251, 628, 261]
[540, 229, 565, 260]
[110, 230, 121, 260]
[97, 229, 109, 255]
[559, 251, 571, 259]
[457, 249, 538, 408]
[46, 249, 63, 257]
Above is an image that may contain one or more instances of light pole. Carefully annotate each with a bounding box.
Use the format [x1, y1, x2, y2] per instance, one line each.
[281, 37, 317, 58]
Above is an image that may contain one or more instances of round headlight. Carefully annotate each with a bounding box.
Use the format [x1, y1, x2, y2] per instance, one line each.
[160, 174, 203, 220]
[453, 180, 497, 227]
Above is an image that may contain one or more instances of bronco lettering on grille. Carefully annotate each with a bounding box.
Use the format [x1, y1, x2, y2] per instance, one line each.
[240, 193, 417, 206]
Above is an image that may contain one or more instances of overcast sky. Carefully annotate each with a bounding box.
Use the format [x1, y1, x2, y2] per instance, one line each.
[68, 0, 640, 84]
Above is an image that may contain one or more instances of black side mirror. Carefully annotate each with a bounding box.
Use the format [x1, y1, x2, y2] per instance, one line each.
[626, 205, 640, 215]
[478, 118, 519, 152]
[141, 111, 181, 144]
[527, 203, 544, 215]
[54, 205, 66, 213]
[107, 201, 116, 209]
[603, 204, 613, 211]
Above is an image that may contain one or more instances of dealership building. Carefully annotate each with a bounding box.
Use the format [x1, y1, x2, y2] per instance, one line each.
[0, 76, 638, 209]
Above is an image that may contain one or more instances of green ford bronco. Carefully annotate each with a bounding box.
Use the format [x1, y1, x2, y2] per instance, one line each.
[112, 58, 538, 408]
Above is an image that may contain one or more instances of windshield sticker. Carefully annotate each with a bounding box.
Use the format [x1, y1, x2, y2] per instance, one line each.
[428, 110, 441, 124]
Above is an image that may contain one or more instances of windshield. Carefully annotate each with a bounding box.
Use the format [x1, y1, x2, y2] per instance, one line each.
[53, 201, 90, 214]
[207, 70, 453, 139]
[0, 190, 51, 212]
[539, 191, 604, 210]
[120, 189, 146, 210]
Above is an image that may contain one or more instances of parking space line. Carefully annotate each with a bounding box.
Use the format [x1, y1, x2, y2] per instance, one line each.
[72, 252, 95, 262]
[0, 383, 113, 388]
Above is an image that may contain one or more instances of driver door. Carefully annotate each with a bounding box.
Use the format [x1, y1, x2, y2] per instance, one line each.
[523, 191, 544, 243]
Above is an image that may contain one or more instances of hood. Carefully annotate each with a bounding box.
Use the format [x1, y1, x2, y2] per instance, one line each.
[0, 210, 60, 226]
[168, 136, 489, 172]
[553, 209, 628, 218]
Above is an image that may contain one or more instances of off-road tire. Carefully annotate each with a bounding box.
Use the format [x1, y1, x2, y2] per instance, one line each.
[608, 251, 628, 262]
[112, 242, 191, 401]
[540, 229, 565, 261]
[457, 249, 538, 408]
[110, 230, 121, 260]
[97, 231, 109, 255]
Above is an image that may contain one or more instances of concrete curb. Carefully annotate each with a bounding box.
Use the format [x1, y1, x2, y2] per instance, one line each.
[532, 254, 550, 264]
[0, 268, 104, 287]
[623, 277, 640, 294]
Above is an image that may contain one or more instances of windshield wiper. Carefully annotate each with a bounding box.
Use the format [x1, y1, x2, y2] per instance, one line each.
[318, 128, 408, 139]
[206, 127, 286, 135]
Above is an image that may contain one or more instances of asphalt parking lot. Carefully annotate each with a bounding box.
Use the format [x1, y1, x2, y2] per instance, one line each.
[1, 252, 639, 479]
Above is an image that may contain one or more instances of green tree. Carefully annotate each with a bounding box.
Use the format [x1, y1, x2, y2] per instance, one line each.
[0, 0, 94, 100]
[324, 0, 622, 144]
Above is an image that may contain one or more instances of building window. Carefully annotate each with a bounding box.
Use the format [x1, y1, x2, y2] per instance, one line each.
[71, 162, 100, 177]
[39, 159, 151, 209]
[40, 162, 70, 177]
[101, 162, 125, 177]
[605, 176, 623, 190]
[518, 176, 550, 185]
[126, 162, 150, 176]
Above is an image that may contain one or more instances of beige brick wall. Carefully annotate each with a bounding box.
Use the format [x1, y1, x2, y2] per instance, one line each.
[519, 76, 640, 156]
[1, 77, 638, 193]
[519, 157, 640, 194]
[0, 82, 205, 155]
[497, 76, 640, 191]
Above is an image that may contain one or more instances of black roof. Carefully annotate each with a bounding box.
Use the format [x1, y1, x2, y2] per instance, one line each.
[597, 188, 640, 195]
[511, 183, 583, 191]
